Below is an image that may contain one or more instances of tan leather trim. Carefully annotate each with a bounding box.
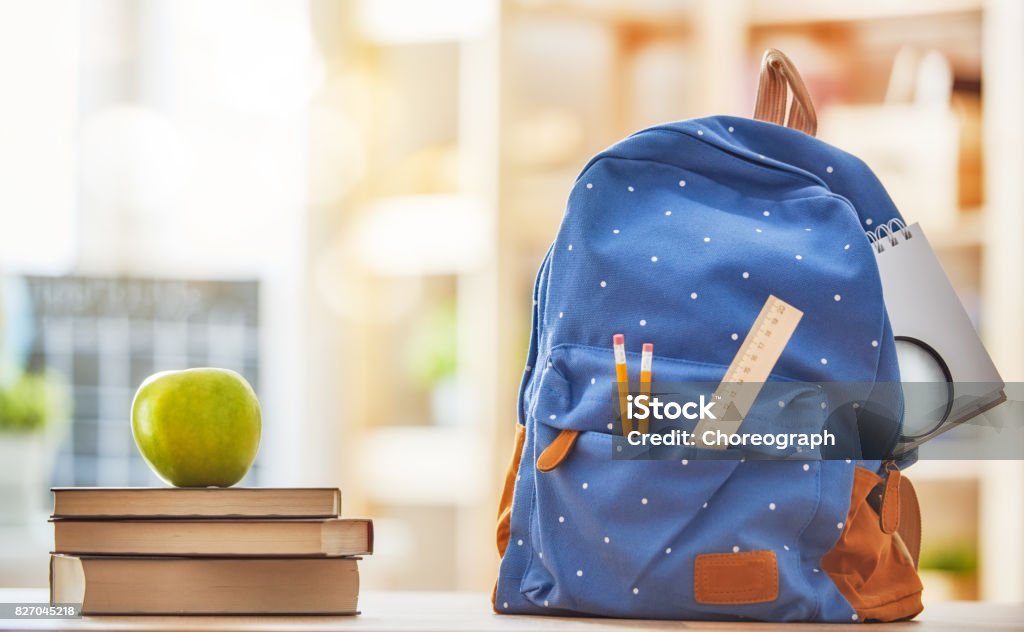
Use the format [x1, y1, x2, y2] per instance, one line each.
[496, 424, 526, 558]
[898, 476, 922, 568]
[881, 467, 901, 535]
[536, 429, 579, 473]
[753, 48, 818, 136]
[694, 551, 779, 605]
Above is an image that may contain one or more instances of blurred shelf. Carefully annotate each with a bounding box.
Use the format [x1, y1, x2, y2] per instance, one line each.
[355, 1, 497, 45]
[909, 459, 983, 481]
[348, 195, 490, 276]
[515, 0, 986, 32]
[749, 0, 984, 27]
[512, 0, 695, 32]
[355, 427, 491, 505]
[927, 209, 984, 250]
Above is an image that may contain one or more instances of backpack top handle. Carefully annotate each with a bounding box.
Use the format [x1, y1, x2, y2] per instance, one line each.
[753, 48, 818, 137]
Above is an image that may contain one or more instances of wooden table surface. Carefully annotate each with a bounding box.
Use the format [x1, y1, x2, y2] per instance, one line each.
[0, 589, 1021, 631]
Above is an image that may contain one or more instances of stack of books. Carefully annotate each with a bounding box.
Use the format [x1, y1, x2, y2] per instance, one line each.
[48, 487, 372, 615]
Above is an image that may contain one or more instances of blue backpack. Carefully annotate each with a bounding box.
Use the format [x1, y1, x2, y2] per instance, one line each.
[495, 51, 923, 623]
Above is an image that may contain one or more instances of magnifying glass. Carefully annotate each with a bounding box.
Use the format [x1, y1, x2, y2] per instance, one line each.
[894, 336, 953, 442]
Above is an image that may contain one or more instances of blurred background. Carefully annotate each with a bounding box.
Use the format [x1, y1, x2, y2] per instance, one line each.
[0, 0, 1022, 604]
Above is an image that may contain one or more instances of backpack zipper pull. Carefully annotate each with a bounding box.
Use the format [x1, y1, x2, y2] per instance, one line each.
[879, 460, 901, 534]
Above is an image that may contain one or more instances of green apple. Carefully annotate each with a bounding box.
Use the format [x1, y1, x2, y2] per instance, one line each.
[131, 368, 261, 487]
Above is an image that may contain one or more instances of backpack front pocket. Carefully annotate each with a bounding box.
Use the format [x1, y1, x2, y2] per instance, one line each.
[822, 467, 923, 622]
[516, 344, 856, 621]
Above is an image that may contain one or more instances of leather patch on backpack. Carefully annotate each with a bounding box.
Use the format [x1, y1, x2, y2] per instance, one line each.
[694, 550, 779, 605]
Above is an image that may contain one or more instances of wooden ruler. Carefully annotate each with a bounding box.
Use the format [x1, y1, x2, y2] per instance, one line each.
[694, 294, 803, 448]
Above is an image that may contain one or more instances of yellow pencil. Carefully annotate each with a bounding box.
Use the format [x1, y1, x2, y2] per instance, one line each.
[613, 334, 631, 435]
[639, 343, 653, 434]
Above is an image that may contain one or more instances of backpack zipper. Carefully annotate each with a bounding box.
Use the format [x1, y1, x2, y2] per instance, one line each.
[641, 122, 830, 190]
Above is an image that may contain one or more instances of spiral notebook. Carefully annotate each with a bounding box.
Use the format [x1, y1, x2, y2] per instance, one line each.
[870, 220, 1005, 452]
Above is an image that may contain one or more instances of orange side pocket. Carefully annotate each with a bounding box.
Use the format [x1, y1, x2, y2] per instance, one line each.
[496, 423, 526, 558]
[822, 468, 924, 622]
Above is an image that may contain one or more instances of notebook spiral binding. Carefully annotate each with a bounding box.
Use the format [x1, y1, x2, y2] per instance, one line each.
[866, 218, 913, 253]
